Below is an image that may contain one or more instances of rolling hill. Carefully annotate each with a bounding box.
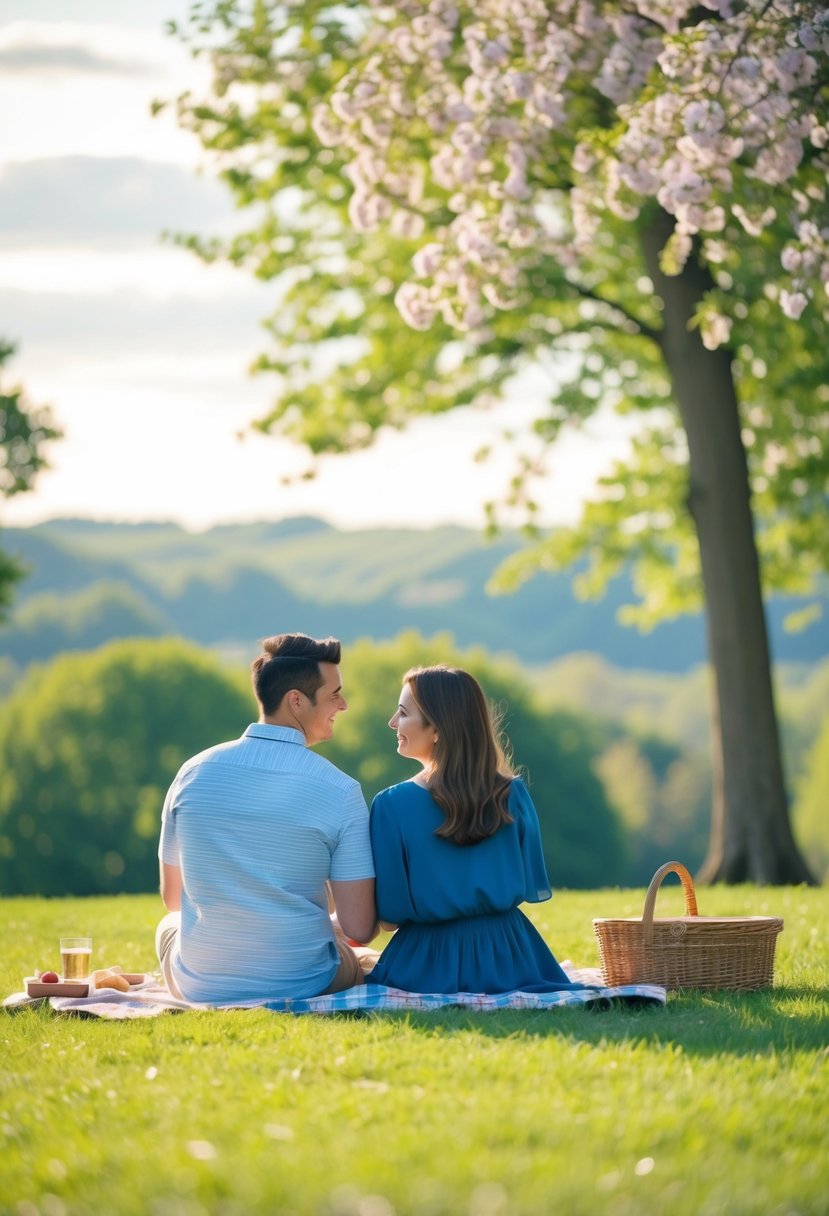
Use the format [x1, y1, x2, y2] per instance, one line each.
[1, 516, 826, 672]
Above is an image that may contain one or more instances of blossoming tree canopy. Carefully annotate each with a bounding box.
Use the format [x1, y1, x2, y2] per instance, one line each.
[313, 0, 829, 345]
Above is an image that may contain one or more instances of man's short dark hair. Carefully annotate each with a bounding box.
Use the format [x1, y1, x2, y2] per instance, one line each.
[251, 633, 342, 715]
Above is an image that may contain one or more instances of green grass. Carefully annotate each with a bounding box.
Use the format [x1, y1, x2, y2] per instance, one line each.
[2, 886, 827, 1216]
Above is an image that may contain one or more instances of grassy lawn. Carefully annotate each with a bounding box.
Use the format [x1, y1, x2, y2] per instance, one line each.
[2, 885, 827, 1216]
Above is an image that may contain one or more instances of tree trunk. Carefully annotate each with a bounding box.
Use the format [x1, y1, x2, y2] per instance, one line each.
[640, 209, 814, 884]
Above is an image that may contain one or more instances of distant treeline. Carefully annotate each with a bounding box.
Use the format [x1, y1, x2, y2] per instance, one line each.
[0, 635, 629, 896]
[1, 517, 827, 676]
[0, 633, 826, 897]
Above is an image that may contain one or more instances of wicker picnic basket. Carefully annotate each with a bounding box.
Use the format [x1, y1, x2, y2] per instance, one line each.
[593, 861, 784, 991]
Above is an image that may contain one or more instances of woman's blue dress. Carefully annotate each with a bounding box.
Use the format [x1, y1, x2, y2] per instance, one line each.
[366, 777, 578, 994]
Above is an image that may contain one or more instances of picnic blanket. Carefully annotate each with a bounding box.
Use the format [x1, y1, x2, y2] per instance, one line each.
[4, 966, 665, 1018]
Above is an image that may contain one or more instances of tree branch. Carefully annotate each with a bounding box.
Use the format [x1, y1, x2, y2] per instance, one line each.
[564, 280, 663, 347]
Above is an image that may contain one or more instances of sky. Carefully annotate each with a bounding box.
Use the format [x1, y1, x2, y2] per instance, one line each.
[0, 0, 638, 534]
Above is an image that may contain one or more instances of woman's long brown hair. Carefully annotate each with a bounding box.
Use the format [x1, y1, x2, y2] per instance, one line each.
[404, 666, 514, 845]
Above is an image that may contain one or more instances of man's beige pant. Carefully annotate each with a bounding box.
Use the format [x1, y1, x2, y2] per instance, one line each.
[155, 910, 375, 1000]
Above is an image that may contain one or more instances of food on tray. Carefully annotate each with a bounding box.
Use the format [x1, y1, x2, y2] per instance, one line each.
[25, 961, 145, 998]
[25, 976, 90, 997]
[94, 972, 131, 992]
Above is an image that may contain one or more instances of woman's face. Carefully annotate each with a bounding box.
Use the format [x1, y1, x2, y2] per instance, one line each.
[389, 682, 438, 766]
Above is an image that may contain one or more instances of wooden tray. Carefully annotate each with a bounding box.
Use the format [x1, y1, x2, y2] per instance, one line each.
[25, 973, 146, 997]
[26, 977, 89, 997]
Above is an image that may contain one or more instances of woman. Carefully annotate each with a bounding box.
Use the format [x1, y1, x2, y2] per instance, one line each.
[366, 665, 579, 994]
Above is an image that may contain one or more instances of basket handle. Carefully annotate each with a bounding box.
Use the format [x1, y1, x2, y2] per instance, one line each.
[642, 861, 698, 946]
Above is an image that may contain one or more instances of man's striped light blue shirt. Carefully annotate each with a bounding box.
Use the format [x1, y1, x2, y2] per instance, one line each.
[159, 723, 374, 1002]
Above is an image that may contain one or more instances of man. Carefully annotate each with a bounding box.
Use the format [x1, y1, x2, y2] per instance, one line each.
[156, 633, 377, 1002]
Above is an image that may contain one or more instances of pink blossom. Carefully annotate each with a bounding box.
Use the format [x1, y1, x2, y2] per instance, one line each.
[390, 210, 425, 239]
[446, 100, 476, 123]
[412, 243, 445, 277]
[316, 0, 829, 329]
[772, 48, 817, 91]
[732, 56, 761, 80]
[330, 91, 359, 122]
[395, 283, 438, 329]
[700, 312, 733, 350]
[311, 107, 341, 149]
[780, 290, 808, 320]
[348, 191, 391, 232]
[781, 248, 802, 274]
[572, 142, 596, 174]
[732, 205, 776, 238]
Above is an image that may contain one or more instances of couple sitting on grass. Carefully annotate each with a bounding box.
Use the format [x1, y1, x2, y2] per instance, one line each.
[156, 632, 581, 1003]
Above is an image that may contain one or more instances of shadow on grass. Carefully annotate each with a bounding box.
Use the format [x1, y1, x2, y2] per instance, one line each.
[5, 986, 827, 1059]
[357, 985, 829, 1057]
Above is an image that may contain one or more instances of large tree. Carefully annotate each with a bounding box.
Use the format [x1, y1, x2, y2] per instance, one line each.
[0, 341, 60, 615]
[167, 0, 828, 882]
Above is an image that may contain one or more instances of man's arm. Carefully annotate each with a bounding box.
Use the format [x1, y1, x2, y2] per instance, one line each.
[329, 878, 378, 943]
[160, 861, 183, 912]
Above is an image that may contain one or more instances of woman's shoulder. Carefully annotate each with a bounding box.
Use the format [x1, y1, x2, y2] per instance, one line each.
[371, 779, 430, 810]
[370, 781, 436, 839]
[506, 775, 533, 812]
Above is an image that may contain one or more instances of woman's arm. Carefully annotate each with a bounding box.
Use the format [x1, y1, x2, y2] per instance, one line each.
[370, 789, 416, 927]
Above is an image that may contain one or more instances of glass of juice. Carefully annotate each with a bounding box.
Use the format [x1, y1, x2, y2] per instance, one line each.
[60, 936, 92, 980]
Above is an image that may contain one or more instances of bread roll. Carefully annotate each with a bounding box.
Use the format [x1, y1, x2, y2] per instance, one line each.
[95, 973, 130, 992]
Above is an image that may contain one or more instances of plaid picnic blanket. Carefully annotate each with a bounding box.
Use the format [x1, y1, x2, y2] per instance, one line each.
[4, 967, 665, 1018]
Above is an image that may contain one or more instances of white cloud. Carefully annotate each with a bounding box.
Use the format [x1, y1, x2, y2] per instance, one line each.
[0, 156, 237, 245]
[0, 20, 209, 166]
[1, 339, 639, 533]
[0, 6, 639, 535]
[0, 247, 259, 298]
